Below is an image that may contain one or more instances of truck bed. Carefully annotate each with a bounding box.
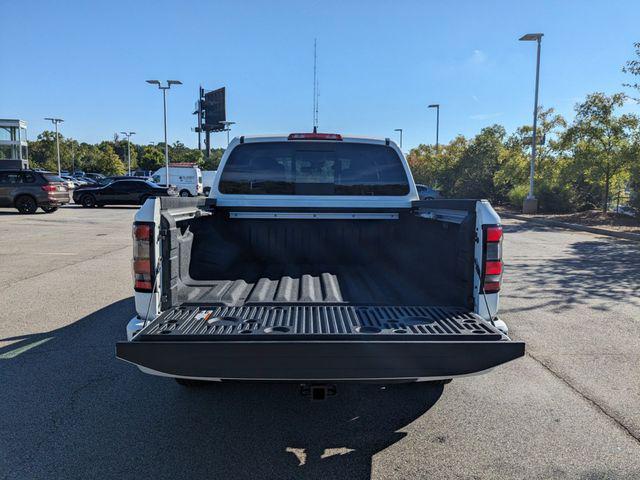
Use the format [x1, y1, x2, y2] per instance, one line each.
[184, 263, 457, 306]
[116, 304, 524, 381]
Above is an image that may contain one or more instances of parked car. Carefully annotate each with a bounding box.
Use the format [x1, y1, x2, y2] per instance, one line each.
[78, 172, 107, 182]
[117, 132, 523, 394]
[72, 178, 177, 207]
[60, 175, 78, 190]
[0, 169, 70, 214]
[614, 205, 637, 217]
[133, 169, 154, 178]
[416, 184, 441, 200]
[202, 170, 217, 196]
[151, 164, 203, 197]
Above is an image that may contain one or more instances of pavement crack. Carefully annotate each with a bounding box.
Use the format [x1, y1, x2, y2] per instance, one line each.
[526, 351, 640, 446]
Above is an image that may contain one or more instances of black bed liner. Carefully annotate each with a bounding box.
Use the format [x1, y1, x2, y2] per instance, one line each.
[117, 304, 524, 381]
[136, 304, 498, 339]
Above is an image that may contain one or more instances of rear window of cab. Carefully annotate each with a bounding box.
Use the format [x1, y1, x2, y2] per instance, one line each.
[219, 142, 410, 196]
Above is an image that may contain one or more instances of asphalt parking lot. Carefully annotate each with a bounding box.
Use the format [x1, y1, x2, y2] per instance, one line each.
[1, 205, 639, 480]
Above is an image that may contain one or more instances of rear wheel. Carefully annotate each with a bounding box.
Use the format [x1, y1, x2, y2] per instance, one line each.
[174, 378, 212, 387]
[81, 194, 96, 208]
[41, 206, 58, 213]
[179, 189, 191, 197]
[15, 195, 38, 214]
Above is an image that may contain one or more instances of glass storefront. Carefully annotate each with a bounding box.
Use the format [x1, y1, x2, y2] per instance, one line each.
[0, 126, 18, 142]
[0, 120, 28, 166]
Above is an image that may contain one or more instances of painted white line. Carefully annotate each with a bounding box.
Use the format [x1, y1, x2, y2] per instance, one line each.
[0, 337, 53, 359]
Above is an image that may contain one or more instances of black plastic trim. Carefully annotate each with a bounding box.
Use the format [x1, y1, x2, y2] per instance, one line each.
[116, 339, 524, 380]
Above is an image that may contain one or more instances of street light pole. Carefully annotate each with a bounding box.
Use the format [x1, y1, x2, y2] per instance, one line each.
[394, 128, 403, 149]
[120, 131, 136, 176]
[220, 121, 236, 147]
[147, 80, 182, 186]
[428, 104, 440, 153]
[44, 117, 64, 176]
[519, 33, 544, 214]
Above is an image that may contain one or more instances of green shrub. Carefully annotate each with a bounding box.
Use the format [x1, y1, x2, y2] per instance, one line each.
[507, 185, 529, 208]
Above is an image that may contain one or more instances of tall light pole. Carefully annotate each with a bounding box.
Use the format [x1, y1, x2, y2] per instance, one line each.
[394, 128, 403, 150]
[519, 33, 543, 214]
[120, 131, 136, 176]
[146, 80, 182, 185]
[427, 104, 440, 153]
[44, 117, 64, 176]
[220, 121, 236, 147]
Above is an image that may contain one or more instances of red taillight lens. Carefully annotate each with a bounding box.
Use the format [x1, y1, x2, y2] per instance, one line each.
[288, 133, 343, 141]
[41, 185, 57, 192]
[486, 226, 503, 242]
[482, 225, 503, 293]
[132, 222, 154, 293]
[485, 261, 503, 276]
[133, 224, 151, 241]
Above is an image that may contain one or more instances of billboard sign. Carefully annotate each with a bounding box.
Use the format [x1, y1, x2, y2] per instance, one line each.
[203, 87, 226, 131]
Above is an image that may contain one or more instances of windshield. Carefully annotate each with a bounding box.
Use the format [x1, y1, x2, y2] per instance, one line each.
[219, 142, 410, 196]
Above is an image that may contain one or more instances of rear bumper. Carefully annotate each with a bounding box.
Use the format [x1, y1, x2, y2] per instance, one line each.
[117, 305, 524, 382]
[45, 193, 70, 205]
[116, 338, 524, 381]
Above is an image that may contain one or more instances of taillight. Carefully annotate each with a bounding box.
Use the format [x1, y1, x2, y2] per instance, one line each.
[133, 222, 155, 292]
[482, 226, 503, 293]
[41, 185, 57, 192]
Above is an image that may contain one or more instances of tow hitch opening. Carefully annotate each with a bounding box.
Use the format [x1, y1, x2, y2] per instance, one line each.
[300, 384, 337, 401]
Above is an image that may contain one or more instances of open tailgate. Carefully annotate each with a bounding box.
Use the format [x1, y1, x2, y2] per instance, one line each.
[116, 304, 524, 381]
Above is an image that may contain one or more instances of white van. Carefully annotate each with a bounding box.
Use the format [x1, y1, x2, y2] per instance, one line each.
[151, 164, 203, 197]
[202, 170, 217, 196]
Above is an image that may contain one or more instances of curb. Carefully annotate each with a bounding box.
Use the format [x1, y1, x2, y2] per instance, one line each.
[499, 212, 640, 243]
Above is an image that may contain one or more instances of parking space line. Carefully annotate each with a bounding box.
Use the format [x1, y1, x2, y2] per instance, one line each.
[0, 337, 53, 359]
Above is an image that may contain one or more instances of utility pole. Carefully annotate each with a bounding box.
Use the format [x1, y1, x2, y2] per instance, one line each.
[220, 121, 236, 147]
[146, 79, 182, 185]
[197, 85, 203, 151]
[44, 117, 64, 176]
[313, 38, 319, 131]
[120, 131, 136, 175]
[428, 104, 440, 154]
[519, 33, 544, 214]
[394, 128, 403, 149]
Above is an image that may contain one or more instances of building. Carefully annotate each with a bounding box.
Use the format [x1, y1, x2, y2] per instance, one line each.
[0, 119, 28, 169]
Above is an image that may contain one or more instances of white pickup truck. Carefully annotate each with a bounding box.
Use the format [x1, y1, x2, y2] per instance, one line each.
[117, 132, 524, 396]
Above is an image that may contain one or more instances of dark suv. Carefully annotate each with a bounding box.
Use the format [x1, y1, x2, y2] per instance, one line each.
[0, 170, 70, 214]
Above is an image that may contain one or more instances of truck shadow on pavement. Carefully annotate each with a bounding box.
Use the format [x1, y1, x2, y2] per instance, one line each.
[0, 298, 443, 480]
[503, 224, 640, 312]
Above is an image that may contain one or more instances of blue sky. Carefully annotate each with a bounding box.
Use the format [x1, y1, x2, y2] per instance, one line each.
[2, 0, 639, 150]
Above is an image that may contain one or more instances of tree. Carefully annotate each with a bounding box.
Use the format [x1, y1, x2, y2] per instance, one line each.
[455, 125, 508, 200]
[138, 146, 165, 171]
[202, 148, 225, 171]
[560, 93, 639, 212]
[623, 42, 640, 100]
[94, 144, 126, 175]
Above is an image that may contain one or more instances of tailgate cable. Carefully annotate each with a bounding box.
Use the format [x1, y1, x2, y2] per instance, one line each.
[474, 259, 496, 327]
[142, 259, 162, 330]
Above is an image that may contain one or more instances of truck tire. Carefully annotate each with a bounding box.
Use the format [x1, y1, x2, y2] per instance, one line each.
[179, 189, 191, 197]
[15, 195, 38, 214]
[174, 378, 212, 387]
[81, 194, 96, 208]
